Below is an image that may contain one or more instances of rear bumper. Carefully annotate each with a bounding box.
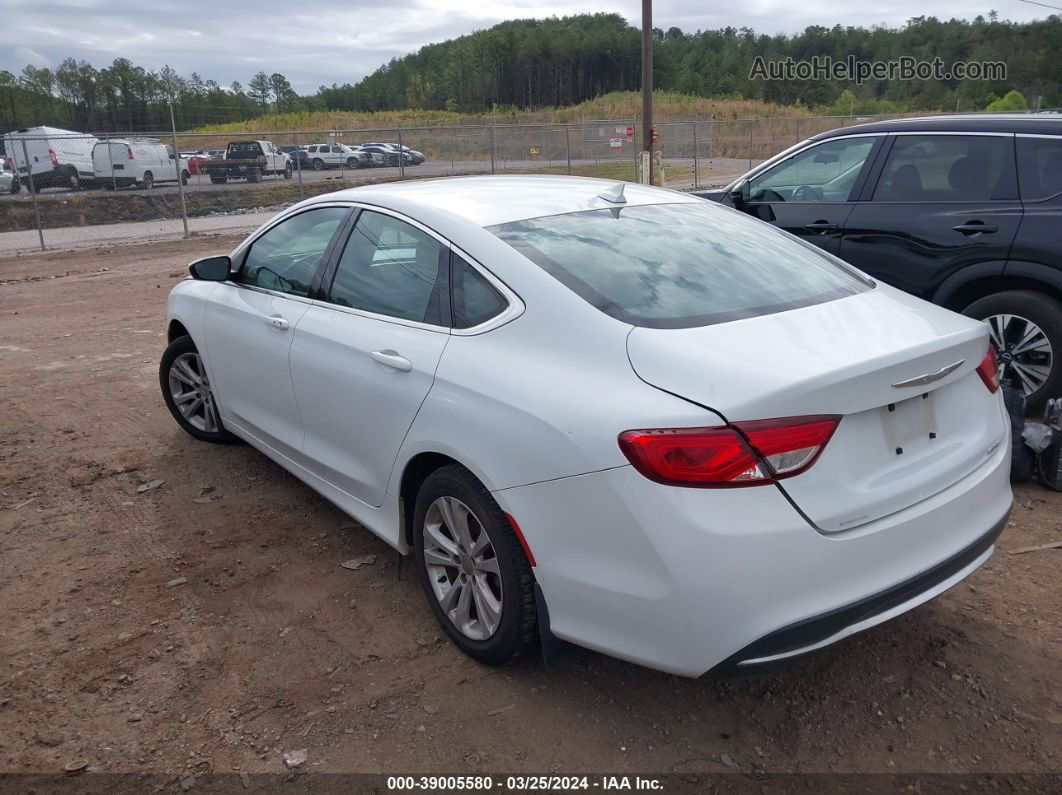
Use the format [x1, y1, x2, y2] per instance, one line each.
[710, 509, 1008, 675]
[494, 432, 1012, 677]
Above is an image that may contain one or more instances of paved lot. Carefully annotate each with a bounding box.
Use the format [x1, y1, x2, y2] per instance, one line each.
[1, 238, 1060, 784]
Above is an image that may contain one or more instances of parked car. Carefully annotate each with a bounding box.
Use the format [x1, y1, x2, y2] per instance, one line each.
[92, 139, 190, 189]
[200, 140, 292, 184]
[359, 143, 411, 167]
[1, 157, 20, 194]
[303, 143, 366, 170]
[3, 126, 99, 191]
[351, 146, 386, 167]
[279, 145, 310, 169]
[159, 176, 1012, 677]
[698, 114, 1062, 411]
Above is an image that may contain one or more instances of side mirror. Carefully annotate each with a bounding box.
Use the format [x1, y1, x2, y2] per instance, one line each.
[188, 255, 231, 281]
[729, 179, 751, 206]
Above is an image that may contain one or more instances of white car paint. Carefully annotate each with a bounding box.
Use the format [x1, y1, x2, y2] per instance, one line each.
[165, 175, 1012, 676]
[92, 139, 189, 188]
[3, 125, 99, 189]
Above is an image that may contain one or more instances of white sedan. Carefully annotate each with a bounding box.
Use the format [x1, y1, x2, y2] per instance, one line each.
[160, 175, 1012, 676]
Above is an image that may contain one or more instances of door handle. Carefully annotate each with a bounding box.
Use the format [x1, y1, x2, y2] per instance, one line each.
[265, 315, 290, 330]
[953, 221, 998, 235]
[370, 349, 412, 372]
[804, 220, 838, 233]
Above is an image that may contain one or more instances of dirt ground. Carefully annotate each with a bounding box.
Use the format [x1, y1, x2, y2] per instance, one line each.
[1, 238, 1060, 786]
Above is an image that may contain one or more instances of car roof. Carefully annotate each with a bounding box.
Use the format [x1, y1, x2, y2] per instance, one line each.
[814, 112, 1062, 140]
[298, 175, 702, 227]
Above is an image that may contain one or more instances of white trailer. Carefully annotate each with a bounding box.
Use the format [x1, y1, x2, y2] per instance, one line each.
[3, 126, 99, 191]
[92, 139, 189, 189]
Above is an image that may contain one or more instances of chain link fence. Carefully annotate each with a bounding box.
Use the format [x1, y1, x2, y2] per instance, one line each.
[0, 112, 971, 256]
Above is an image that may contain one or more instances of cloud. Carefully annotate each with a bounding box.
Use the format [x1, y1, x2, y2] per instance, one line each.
[0, 0, 1052, 91]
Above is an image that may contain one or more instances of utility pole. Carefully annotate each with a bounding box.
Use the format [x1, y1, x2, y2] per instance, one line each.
[640, 0, 653, 185]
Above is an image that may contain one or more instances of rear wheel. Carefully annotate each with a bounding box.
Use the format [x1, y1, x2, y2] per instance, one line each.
[963, 290, 1062, 413]
[9, 177, 19, 194]
[412, 464, 537, 666]
[142, 171, 154, 190]
[312, 158, 324, 171]
[159, 335, 236, 444]
[65, 168, 80, 191]
[246, 167, 261, 183]
[181, 170, 190, 185]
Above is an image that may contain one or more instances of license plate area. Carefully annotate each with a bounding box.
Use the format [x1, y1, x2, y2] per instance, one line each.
[881, 392, 938, 455]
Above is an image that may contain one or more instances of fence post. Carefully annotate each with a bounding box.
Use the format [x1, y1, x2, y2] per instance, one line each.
[168, 100, 189, 239]
[490, 125, 496, 174]
[747, 126, 753, 171]
[106, 135, 116, 192]
[450, 127, 456, 175]
[692, 121, 698, 189]
[21, 139, 45, 252]
[294, 131, 304, 197]
[397, 127, 406, 178]
[565, 126, 571, 175]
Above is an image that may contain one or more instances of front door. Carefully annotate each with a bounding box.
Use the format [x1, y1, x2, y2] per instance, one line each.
[202, 206, 350, 457]
[840, 133, 1023, 298]
[740, 134, 883, 255]
[291, 208, 451, 512]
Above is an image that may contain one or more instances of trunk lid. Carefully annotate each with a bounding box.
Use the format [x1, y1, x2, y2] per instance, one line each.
[626, 287, 1006, 531]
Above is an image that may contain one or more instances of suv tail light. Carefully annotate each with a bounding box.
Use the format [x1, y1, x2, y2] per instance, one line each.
[976, 346, 1000, 393]
[619, 416, 840, 488]
[47, 148, 59, 167]
[128, 146, 135, 160]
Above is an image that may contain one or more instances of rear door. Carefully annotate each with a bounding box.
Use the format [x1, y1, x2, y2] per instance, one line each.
[740, 134, 884, 255]
[290, 208, 451, 513]
[840, 133, 1022, 298]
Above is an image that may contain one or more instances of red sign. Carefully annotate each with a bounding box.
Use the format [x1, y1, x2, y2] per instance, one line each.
[625, 126, 634, 139]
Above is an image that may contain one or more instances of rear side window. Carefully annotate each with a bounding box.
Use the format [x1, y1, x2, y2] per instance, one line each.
[1017, 136, 1062, 201]
[490, 202, 870, 329]
[451, 254, 507, 329]
[328, 210, 447, 325]
[873, 135, 1016, 202]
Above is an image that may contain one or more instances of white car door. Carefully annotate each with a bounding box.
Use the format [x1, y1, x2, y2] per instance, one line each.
[290, 208, 450, 513]
[202, 206, 350, 457]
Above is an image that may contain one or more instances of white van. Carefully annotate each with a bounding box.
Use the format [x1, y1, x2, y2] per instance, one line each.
[3, 126, 98, 191]
[92, 139, 189, 190]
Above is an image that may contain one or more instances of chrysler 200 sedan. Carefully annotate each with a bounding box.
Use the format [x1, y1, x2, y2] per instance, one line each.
[160, 175, 1013, 677]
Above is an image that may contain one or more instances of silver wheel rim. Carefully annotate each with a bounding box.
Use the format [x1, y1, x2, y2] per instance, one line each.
[986, 313, 1054, 397]
[168, 352, 220, 433]
[422, 496, 503, 641]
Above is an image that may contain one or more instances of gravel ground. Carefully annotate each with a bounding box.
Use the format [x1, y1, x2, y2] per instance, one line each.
[0, 239, 1060, 787]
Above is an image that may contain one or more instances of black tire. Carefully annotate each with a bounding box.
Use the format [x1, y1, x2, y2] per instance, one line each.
[181, 170, 190, 185]
[284, 163, 293, 179]
[142, 171, 153, 190]
[159, 335, 236, 444]
[963, 290, 1062, 414]
[312, 158, 324, 171]
[10, 176, 19, 194]
[246, 167, 261, 183]
[412, 464, 537, 666]
[66, 168, 80, 191]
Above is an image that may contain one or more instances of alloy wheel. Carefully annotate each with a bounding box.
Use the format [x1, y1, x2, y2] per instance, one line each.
[421, 496, 503, 641]
[986, 313, 1054, 397]
[167, 352, 220, 433]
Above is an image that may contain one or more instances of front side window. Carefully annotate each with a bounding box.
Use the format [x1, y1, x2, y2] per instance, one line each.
[748, 137, 876, 202]
[873, 135, 1016, 202]
[240, 207, 348, 297]
[1016, 136, 1062, 202]
[328, 210, 446, 325]
[491, 202, 870, 329]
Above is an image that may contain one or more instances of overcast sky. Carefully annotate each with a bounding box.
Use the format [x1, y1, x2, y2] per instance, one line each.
[0, 0, 1053, 93]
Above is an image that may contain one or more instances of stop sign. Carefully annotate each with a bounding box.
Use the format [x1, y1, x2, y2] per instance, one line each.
[625, 126, 634, 139]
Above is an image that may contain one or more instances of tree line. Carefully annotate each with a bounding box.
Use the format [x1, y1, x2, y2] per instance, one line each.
[1, 12, 1059, 134]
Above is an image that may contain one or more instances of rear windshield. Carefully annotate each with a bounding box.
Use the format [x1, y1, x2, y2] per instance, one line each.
[227, 141, 262, 157]
[489, 202, 871, 329]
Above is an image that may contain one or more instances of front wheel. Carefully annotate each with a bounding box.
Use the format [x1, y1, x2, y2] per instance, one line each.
[159, 335, 236, 444]
[963, 290, 1062, 413]
[10, 177, 20, 194]
[413, 464, 537, 666]
[284, 163, 292, 179]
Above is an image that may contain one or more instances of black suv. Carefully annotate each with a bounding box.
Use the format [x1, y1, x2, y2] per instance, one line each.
[699, 114, 1062, 411]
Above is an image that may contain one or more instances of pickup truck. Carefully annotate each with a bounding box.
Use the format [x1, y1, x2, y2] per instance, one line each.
[201, 140, 292, 184]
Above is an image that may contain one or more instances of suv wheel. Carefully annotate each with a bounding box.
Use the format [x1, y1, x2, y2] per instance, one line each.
[963, 290, 1062, 413]
[412, 464, 537, 666]
[312, 158, 324, 170]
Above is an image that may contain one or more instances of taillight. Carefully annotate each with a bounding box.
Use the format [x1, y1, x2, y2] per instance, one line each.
[619, 416, 840, 488]
[47, 148, 58, 167]
[128, 147, 134, 160]
[976, 345, 1000, 393]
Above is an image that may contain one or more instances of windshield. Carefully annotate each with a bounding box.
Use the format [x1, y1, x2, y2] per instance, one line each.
[489, 202, 871, 329]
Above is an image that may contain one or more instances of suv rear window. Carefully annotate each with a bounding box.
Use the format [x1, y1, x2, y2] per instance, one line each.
[1017, 136, 1062, 201]
[489, 202, 870, 329]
